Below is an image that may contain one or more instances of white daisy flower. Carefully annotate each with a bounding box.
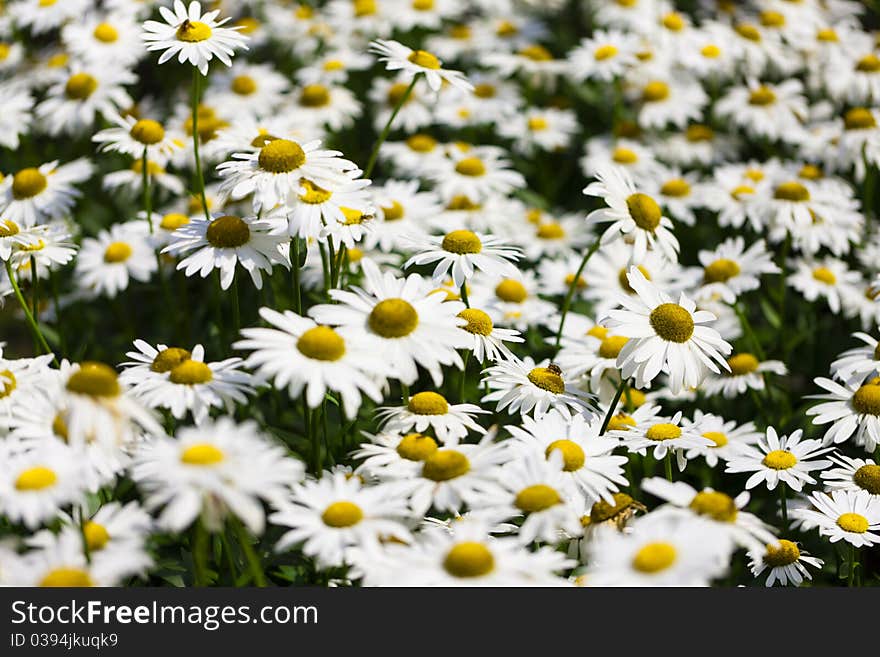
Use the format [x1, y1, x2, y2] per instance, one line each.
[62, 12, 144, 67]
[163, 212, 290, 290]
[830, 332, 880, 385]
[715, 79, 807, 142]
[602, 266, 732, 394]
[234, 307, 387, 419]
[701, 352, 788, 399]
[10, 0, 89, 36]
[404, 229, 521, 288]
[92, 114, 183, 162]
[12, 529, 130, 587]
[0, 83, 34, 150]
[821, 454, 880, 496]
[788, 257, 862, 314]
[0, 354, 54, 430]
[631, 74, 708, 130]
[694, 237, 781, 304]
[377, 391, 487, 445]
[680, 411, 763, 467]
[475, 272, 559, 331]
[75, 222, 157, 299]
[725, 427, 833, 493]
[584, 166, 679, 263]
[270, 472, 412, 570]
[567, 29, 640, 82]
[369, 39, 473, 93]
[807, 377, 880, 451]
[747, 539, 824, 587]
[0, 158, 93, 228]
[353, 430, 443, 481]
[286, 82, 362, 133]
[481, 356, 598, 420]
[142, 0, 249, 76]
[131, 417, 304, 533]
[793, 489, 880, 547]
[456, 306, 523, 363]
[612, 411, 713, 472]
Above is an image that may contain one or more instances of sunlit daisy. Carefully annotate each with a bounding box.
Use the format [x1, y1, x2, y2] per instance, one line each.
[747, 539, 823, 587]
[370, 39, 473, 93]
[793, 489, 880, 547]
[377, 391, 487, 445]
[725, 427, 833, 492]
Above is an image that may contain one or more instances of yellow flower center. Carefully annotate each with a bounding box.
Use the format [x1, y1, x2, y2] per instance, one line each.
[519, 44, 553, 61]
[396, 433, 438, 461]
[748, 86, 777, 106]
[599, 336, 628, 359]
[131, 159, 165, 176]
[856, 54, 880, 72]
[625, 193, 662, 231]
[493, 279, 527, 303]
[0, 369, 16, 398]
[660, 178, 690, 197]
[176, 20, 213, 43]
[180, 443, 225, 465]
[406, 134, 436, 152]
[565, 273, 587, 289]
[323, 59, 345, 71]
[422, 449, 470, 481]
[103, 241, 132, 263]
[206, 215, 250, 248]
[441, 229, 482, 254]
[299, 83, 331, 107]
[527, 116, 548, 131]
[235, 17, 261, 34]
[642, 81, 670, 102]
[703, 258, 741, 283]
[353, 0, 376, 17]
[545, 439, 585, 471]
[662, 12, 685, 31]
[844, 107, 877, 130]
[412, 0, 433, 9]
[386, 82, 415, 106]
[816, 27, 838, 42]
[536, 222, 565, 239]
[258, 139, 306, 173]
[407, 391, 449, 415]
[47, 53, 69, 67]
[15, 466, 57, 491]
[407, 49, 441, 69]
[93, 22, 118, 43]
[66, 362, 120, 397]
[735, 23, 762, 42]
[608, 413, 636, 431]
[39, 569, 93, 587]
[731, 185, 755, 200]
[760, 10, 785, 27]
[458, 308, 493, 336]
[515, 484, 561, 513]
[454, 157, 486, 177]
[65, 72, 98, 100]
[646, 423, 682, 441]
[496, 20, 518, 37]
[799, 164, 823, 180]
[12, 168, 48, 200]
[701, 44, 721, 58]
[450, 24, 471, 40]
[852, 384, 880, 416]
[762, 450, 797, 470]
[774, 181, 810, 202]
[130, 118, 165, 145]
[297, 326, 346, 361]
[83, 521, 110, 551]
[160, 213, 190, 231]
[632, 542, 677, 573]
[727, 353, 759, 375]
[594, 44, 618, 61]
[649, 303, 694, 343]
[702, 431, 728, 447]
[612, 147, 638, 164]
[368, 298, 419, 338]
[837, 513, 869, 533]
[689, 491, 738, 523]
[527, 366, 565, 394]
[150, 347, 192, 373]
[0, 44, 9, 61]
[618, 265, 650, 293]
[853, 464, 880, 494]
[298, 179, 332, 205]
[686, 124, 714, 141]
[764, 540, 800, 567]
[444, 542, 494, 578]
[321, 501, 363, 528]
[169, 360, 214, 385]
[811, 267, 836, 285]
[381, 200, 404, 220]
[231, 75, 257, 96]
[0, 219, 20, 237]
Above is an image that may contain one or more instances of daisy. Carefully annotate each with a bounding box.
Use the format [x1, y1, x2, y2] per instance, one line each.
[456, 306, 523, 363]
[0, 441, 85, 530]
[13, 530, 130, 587]
[9, 0, 89, 36]
[357, 518, 572, 586]
[119, 341, 255, 424]
[701, 352, 788, 399]
[142, 0, 249, 76]
[641, 478, 776, 551]
[426, 148, 526, 203]
[715, 79, 807, 142]
[632, 74, 708, 130]
[92, 114, 183, 162]
[377, 391, 487, 445]
[807, 377, 880, 451]
[602, 267, 732, 394]
[725, 427, 833, 493]
[584, 166, 679, 263]
[62, 12, 144, 67]
[0, 83, 33, 150]
[163, 212, 289, 290]
[234, 307, 387, 419]
[0, 354, 55, 430]
[204, 63, 289, 120]
[476, 272, 559, 331]
[748, 539, 824, 587]
[0, 158, 93, 228]
[102, 160, 186, 199]
[217, 138, 356, 212]
[497, 107, 578, 154]
[567, 29, 639, 82]
[404, 230, 521, 288]
[581, 136, 662, 180]
[793, 489, 880, 547]
[694, 237, 781, 304]
[612, 411, 714, 472]
[310, 259, 470, 387]
[130, 417, 304, 533]
[506, 410, 628, 507]
[681, 411, 763, 467]
[353, 430, 443, 481]
[788, 257, 862, 314]
[481, 356, 598, 419]
[584, 512, 732, 587]
[830, 332, 880, 385]
[365, 180, 440, 252]
[75, 222, 157, 299]
[369, 39, 473, 93]
[76, 501, 154, 556]
[821, 454, 880, 496]
[270, 473, 412, 570]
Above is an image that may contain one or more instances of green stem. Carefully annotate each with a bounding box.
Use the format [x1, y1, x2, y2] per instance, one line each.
[333, 243, 348, 289]
[363, 74, 420, 179]
[142, 148, 153, 234]
[193, 520, 210, 586]
[5, 261, 58, 366]
[191, 67, 211, 223]
[218, 530, 239, 582]
[665, 453, 673, 482]
[459, 283, 470, 308]
[303, 395, 318, 475]
[734, 302, 766, 360]
[599, 377, 627, 435]
[318, 242, 331, 295]
[327, 236, 338, 289]
[401, 383, 410, 407]
[291, 238, 303, 315]
[30, 256, 38, 319]
[231, 517, 267, 587]
[78, 506, 91, 565]
[554, 236, 601, 350]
